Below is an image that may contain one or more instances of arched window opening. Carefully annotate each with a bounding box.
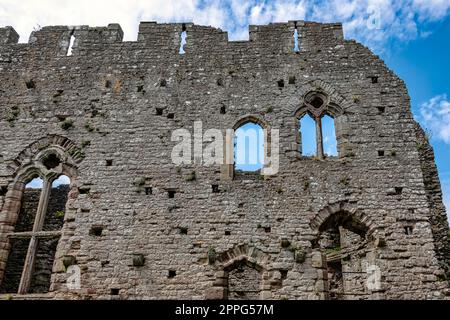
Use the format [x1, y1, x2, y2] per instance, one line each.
[234, 122, 264, 172]
[315, 212, 369, 300]
[299, 114, 317, 156]
[321, 115, 338, 157]
[0, 174, 71, 294]
[227, 260, 262, 300]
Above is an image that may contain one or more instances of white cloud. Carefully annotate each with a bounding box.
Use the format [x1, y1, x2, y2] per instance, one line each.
[0, 0, 449, 51]
[420, 94, 450, 144]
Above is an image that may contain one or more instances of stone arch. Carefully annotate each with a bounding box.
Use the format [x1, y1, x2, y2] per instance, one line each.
[310, 201, 383, 300]
[310, 201, 377, 237]
[292, 79, 353, 117]
[232, 114, 270, 131]
[207, 245, 272, 300]
[0, 135, 83, 295]
[7, 134, 85, 178]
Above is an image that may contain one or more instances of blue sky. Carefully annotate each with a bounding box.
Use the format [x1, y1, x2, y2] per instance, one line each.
[1, 0, 449, 214]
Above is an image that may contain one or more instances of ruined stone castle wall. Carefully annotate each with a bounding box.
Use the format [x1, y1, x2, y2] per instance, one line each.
[0, 21, 448, 299]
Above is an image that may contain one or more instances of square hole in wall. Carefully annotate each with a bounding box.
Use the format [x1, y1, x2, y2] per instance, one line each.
[395, 187, 403, 195]
[110, 288, 120, 295]
[156, 108, 163, 116]
[377, 106, 385, 114]
[168, 270, 176, 278]
[168, 190, 176, 198]
[179, 227, 188, 235]
[211, 184, 219, 193]
[160, 79, 167, 87]
[106, 159, 113, 166]
[145, 187, 152, 195]
[137, 85, 144, 92]
[217, 78, 223, 86]
[378, 150, 385, 157]
[264, 227, 271, 233]
[79, 187, 90, 195]
[371, 76, 378, 83]
[167, 113, 174, 119]
[89, 225, 104, 236]
[105, 80, 112, 88]
[220, 105, 226, 114]
[277, 79, 284, 88]
[225, 231, 231, 236]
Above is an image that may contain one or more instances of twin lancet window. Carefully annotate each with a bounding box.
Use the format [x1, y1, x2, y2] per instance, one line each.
[298, 92, 338, 159]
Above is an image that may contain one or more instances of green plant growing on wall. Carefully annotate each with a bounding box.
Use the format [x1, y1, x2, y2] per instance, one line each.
[81, 140, 91, 148]
[61, 119, 74, 130]
[207, 247, 216, 265]
[184, 171, 196, 181]
[6, 106, 20, 126]
[84, 122, 95, 132]
[303, 180, 310, 190]
[55, 210, 65, 218]
[325, 246, 341, 255]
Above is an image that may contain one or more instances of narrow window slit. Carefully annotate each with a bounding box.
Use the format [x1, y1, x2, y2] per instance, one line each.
[67, 34, 75, 56]
[293, 25, 300, 52]
[179, 24, 187, 55]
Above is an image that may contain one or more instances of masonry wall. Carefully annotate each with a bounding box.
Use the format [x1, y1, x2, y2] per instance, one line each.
[0, 21, 448, 299]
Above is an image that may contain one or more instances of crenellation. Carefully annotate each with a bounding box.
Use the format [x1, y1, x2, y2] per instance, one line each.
[0, 26, 19, 44]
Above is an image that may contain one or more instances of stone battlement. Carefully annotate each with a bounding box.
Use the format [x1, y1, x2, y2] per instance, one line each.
[0, 21, 344, 55]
